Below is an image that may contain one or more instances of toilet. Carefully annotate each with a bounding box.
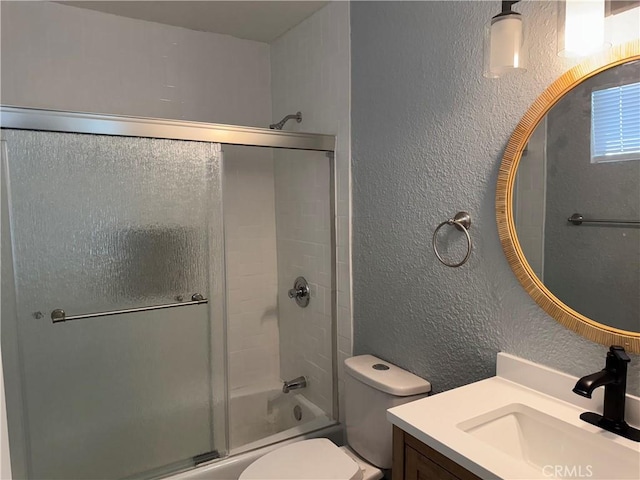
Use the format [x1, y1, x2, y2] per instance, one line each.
[239, 354, 431, 480]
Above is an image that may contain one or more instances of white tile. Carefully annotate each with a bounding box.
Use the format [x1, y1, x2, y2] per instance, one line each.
[271, 1, 350, 417]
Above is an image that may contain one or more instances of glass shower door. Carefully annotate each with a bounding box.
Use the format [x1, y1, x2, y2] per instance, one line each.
[1, 129, 225, 479]
[223, 144, 335, 452]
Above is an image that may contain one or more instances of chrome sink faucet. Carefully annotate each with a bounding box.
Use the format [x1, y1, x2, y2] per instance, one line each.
[282, 376, 307, 393]
[573, 346, 640, 442]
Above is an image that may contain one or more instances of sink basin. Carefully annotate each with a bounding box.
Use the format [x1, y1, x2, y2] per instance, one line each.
[388, 354, 640, 480]
[458, 403, 639, 479]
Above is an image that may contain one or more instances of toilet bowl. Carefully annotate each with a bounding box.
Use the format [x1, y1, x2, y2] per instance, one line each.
[238, 355, 431, 480]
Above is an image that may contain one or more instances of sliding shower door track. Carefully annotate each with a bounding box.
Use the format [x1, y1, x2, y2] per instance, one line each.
[0, 106, 335, 152]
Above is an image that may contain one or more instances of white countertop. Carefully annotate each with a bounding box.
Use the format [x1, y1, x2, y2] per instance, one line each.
[387, 353, 640, 480]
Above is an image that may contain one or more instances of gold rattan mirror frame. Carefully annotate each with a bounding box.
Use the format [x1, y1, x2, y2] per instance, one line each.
[496, 39, 640, 354]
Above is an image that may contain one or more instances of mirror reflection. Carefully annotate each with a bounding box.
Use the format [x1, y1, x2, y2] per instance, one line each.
[514, 59, 640, 333]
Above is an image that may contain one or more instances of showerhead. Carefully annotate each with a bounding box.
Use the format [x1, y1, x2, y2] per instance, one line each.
[269, 111, 302, 130]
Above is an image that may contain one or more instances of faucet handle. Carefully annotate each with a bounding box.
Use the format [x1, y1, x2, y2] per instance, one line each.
[609, 346, 630, 362]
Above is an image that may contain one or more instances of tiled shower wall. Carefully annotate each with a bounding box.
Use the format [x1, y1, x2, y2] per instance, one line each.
[514, 118, 547, 280]
[223, 146, 279, 392]
[0, 2, 271, 127]
[270, 1, 351, 420]
[274, 150, 333, 415]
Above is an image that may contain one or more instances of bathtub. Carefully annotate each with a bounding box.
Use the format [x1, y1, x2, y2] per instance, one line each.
[165, 386, 340, 480]
[229, 386, 332, 453]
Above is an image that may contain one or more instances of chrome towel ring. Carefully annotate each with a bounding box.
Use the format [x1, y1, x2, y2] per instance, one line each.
[432, 211, 472, 268]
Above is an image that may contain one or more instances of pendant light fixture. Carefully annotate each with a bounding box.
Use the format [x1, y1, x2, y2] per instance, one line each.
[557, 0, 609, 57]
[483, 1, 527, 78]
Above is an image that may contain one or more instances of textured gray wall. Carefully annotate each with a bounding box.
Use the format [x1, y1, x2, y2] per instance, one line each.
[544, 62, 640, 333]
[351, 1, 640, 395]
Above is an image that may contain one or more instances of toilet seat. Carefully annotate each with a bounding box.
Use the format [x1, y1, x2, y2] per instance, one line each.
[238, 438, 363, 480]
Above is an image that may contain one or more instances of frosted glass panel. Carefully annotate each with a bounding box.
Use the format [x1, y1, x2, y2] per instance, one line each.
[2, 129, 222, 479]
[4, 130, 214, 317]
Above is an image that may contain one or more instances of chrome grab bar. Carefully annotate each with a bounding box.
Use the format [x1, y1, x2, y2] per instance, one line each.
[50, 293, 208, 323]
[568, 213, 640, 226]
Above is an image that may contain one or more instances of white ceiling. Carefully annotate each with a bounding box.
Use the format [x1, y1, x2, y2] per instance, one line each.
[58, 1, 329, 43]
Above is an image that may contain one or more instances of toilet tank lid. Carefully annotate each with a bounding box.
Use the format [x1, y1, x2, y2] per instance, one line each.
[344, 355, 431, 396]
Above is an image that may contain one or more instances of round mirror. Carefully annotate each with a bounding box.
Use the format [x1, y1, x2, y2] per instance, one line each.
[497, 40, 640, 353]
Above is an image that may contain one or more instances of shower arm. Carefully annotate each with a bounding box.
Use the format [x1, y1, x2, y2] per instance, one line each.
[269, 111, 302, 130]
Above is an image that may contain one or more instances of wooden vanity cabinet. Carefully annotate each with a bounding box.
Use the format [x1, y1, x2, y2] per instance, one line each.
[392, 426, 482, 480]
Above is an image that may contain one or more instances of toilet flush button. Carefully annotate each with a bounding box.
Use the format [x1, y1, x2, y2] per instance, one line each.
[372, 364, 389, 371]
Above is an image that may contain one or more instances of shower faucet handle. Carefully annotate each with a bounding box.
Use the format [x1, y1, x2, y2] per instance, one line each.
[288, 288, 304, 298]
[288, 276, 310, 308]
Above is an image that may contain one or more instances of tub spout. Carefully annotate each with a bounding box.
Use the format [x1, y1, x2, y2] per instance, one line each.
[283, 376, 307, 393]
[572, 370, 616, 398]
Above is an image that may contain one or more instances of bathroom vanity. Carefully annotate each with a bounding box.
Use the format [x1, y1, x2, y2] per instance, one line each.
[392, 426, 479, 480]
[387, 353, 640, 480]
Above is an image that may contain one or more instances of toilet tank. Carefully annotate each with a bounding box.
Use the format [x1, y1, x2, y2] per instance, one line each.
[344, 355, 431, 470]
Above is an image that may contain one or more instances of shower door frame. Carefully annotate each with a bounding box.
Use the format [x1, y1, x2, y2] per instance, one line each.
[0, 105, 339, 477]
[0, 106, 334, 151]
